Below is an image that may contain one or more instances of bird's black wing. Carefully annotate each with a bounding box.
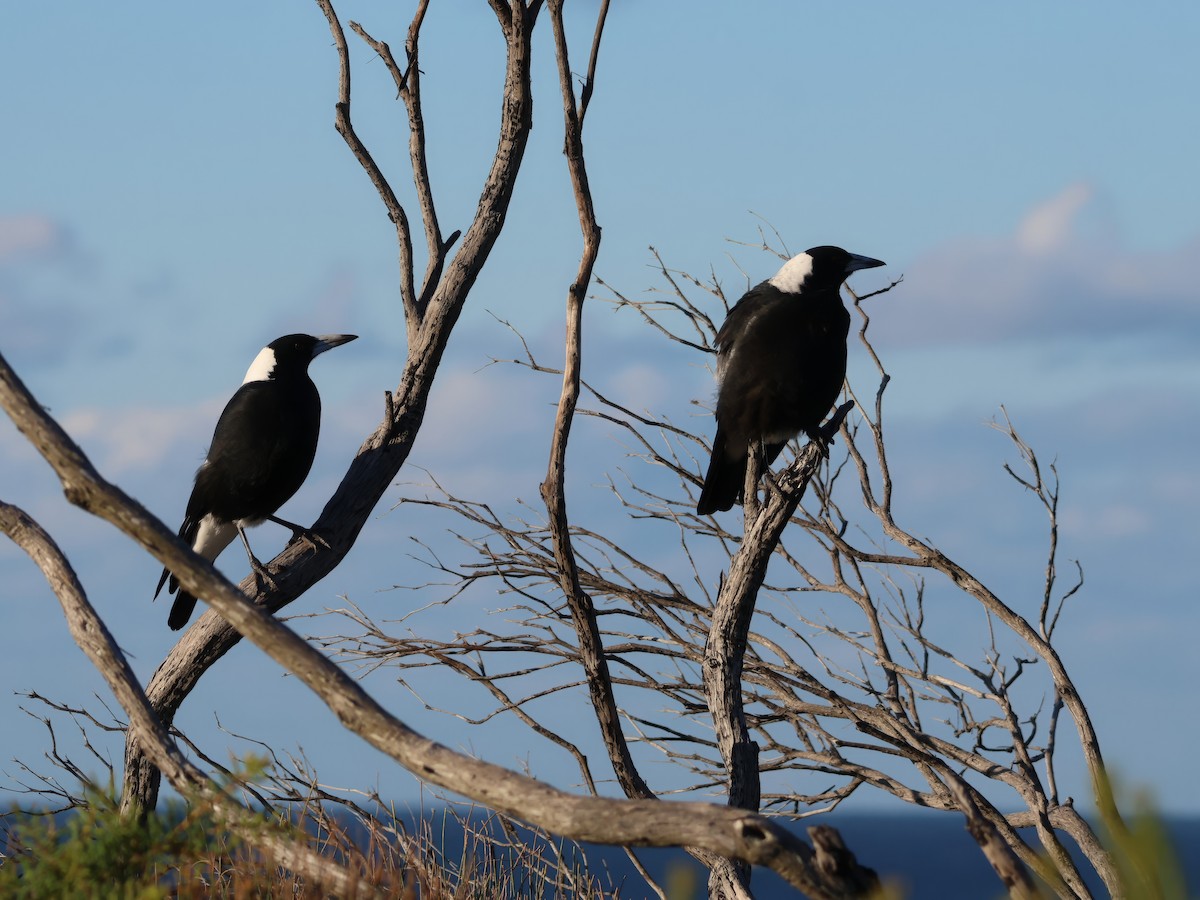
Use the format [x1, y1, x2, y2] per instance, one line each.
[698, 283, 852, 516]
[712, 282, 774, 375]
[192, 379, 321, 524]
[717, 285, 850, 447]
[154, 512, 205, 630]
[696, 283, 776, 514]
[712, 284, 800, 448]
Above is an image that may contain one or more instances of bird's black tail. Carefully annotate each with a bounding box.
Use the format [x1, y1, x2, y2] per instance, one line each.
[155, 565, 197, 630]
[168, 592, 198, 631]
[697, 429, 745, 515]
[153, 567, 171, 600]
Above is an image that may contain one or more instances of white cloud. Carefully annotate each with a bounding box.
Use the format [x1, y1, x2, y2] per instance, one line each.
[872, 183, 1200, 347]
[59, 399, 222, 476]
[1015, 182, 1094, 254]
[0, 215, 74, 264]
[417, 365, 552, 458]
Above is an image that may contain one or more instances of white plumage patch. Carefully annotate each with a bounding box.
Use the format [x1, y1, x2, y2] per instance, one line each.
[242, 346, 277, 384]
[768, 252, 815, 294]
[192, 513, 238, 562]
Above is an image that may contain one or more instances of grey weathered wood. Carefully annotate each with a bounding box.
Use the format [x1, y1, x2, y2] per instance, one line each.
[704, 409, 853, 894]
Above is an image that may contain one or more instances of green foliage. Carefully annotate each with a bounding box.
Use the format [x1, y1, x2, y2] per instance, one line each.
[1019, 772, 1192, 899]
[1099, 779, 1190, 900]
[0, 787, 234, 899]
[3, 759, 1192, 899]
[663, 861, 700, 900]
[0, 769, 622, 898]
[0, 761, 293, 898]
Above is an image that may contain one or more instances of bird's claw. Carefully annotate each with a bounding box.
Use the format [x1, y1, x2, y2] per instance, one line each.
[807, 428, 835, 457]
[291, 526, 329, 553]
[814, 402, 854, 453]
[249, 557, 278, 593]
[267, 515, 330, 552]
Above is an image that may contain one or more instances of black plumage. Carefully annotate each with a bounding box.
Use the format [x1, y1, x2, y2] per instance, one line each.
[155, 333, 357, 629]
[697, 246, 884, 515]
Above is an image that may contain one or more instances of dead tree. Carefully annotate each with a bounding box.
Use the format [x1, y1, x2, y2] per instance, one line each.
[0, 2, 884, 896]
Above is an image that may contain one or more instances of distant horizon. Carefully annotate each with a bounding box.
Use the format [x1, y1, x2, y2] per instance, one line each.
[10, 802, 1194, 899]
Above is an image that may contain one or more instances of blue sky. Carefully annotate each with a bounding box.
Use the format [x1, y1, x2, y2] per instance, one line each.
[3, 0, 1199, 820]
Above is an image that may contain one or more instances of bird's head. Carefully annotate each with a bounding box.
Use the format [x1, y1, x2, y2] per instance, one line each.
[243, 333, 358, 384]
[768, 246, 885, 294]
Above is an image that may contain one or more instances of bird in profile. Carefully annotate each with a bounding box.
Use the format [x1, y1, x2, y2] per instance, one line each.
[155, 333, 357, 629]
[696, 246, 884, 515]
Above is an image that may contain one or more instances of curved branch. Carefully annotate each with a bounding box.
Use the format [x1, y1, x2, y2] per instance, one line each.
[347, 6, 459, 322]
[315, 0, 416, 332]
[540, 0, 652, 803]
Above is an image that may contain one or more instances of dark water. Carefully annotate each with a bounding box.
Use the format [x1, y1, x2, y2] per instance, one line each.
[575, 812, 1200, 898]
[364, 806, 1199, 897]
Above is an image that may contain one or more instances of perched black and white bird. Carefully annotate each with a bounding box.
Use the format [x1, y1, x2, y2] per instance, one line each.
[155, 333, 357, 629]
[696, 246, 884, 515]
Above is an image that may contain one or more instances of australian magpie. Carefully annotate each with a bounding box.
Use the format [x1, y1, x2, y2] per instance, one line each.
[696, 246, 884, 515]
[154, 333, 357, 629]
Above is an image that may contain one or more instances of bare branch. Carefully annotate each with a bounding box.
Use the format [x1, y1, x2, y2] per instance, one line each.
[540, 0, 651, 802]
[348, 7, 461, 323]
[314, 0, 417, 332]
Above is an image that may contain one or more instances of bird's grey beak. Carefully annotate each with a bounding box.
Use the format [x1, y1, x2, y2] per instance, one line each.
[845, 254, 886, 273]
[312, 334, 358, 357]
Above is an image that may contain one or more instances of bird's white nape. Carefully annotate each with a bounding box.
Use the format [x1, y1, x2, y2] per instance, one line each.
[242, 347, 278, 384]
[767, 253, 815, 294]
